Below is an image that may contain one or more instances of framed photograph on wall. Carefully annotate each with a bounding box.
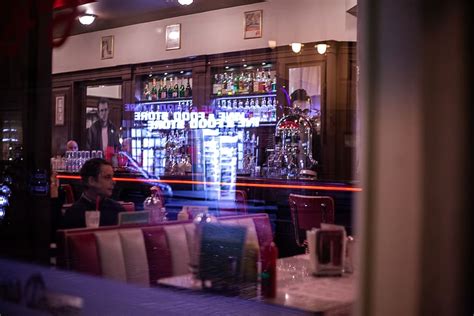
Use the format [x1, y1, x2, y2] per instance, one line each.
[101, 35, 114, 59]
[55, 95, 65, 126]
[244, 10, 262, 39]
[165, 24, 181, 50]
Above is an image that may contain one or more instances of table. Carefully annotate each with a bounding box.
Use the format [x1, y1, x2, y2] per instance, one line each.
[158, 254, 356, 315]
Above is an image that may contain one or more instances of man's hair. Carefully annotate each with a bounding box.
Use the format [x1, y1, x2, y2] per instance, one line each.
[97, 97, 109, 107]
[290, 89, 309, 103]
[80, 158, 112, 187]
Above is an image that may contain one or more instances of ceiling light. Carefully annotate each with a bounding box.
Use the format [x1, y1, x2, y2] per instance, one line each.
[178, 0, 193, 5]
[78, 13, 96, 26]
[315, 43, 329, 55]
[290, 42, 303, 53]
[243, 64, 247, 67]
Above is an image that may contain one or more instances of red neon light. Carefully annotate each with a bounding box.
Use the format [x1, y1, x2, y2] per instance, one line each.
[56, 175, 362, 192]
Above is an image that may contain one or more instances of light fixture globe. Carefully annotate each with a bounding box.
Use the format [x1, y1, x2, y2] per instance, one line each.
[178, 0, 193, 5]
[290, 42, 303, 54]
[78, 14, 96, 25]
[315, 43, 328, 55]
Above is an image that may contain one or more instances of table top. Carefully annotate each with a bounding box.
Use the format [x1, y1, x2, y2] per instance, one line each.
[158, 254, 356, 315]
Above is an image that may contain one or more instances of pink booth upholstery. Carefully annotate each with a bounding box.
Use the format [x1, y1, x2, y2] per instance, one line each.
[56, 214, 273, 287]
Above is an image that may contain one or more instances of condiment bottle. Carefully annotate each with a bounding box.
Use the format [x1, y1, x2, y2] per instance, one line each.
[261, 242, 278, 298]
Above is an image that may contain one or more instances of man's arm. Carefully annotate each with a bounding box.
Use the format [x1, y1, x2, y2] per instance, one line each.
[85, 126, 93, 151]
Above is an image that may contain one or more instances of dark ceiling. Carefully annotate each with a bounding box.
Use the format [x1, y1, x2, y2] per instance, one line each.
[54, 0, 265, 38]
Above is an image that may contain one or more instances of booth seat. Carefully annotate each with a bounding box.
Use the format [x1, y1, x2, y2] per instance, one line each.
[56, 214, 273, 287]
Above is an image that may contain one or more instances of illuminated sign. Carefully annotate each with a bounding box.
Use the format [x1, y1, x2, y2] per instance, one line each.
[133, 111, 260, 130]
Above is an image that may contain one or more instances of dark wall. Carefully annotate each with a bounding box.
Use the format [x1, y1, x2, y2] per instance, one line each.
[0, 0, 53, 263]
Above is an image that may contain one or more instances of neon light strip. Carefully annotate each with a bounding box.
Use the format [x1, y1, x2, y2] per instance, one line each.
[57, 175, 362, 192]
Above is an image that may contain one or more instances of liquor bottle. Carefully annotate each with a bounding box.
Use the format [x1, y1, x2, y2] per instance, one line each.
[239, 72, 245, 94]
[212, 74, 220, 95]
[143, 81, 150, 101]
[258, 71, 266, 93]
[157, 80, 162, 100]
[271, 72, 277, 92]
[173, 77, 179, 98]
[222, 73, 228, 95]
[254, 69, 260, 93]
[266, 71, 273, 93]
[161, 78, 167, 99]
[185, 78, 192, 97]
[247, 73, 254, 94]
[167, 78, 174, 99]
[179, 78, 186, 98]
[151, 78, 158, 101]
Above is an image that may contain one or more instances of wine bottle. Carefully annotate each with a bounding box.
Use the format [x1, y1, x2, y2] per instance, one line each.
[179, 78, 185, 98]
[161, 78, 168, 99]
[212, 74, 220, 95]
[173, 77, 179, 98]
[167, 78, 173, 99]
[185, 78, 192, 97]
[151, 78, 158, 101]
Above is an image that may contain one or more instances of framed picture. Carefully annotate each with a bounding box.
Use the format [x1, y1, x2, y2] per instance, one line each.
[244, 10, 262, 39]
[165, 24, 181, 50]
[55, 95, 65, 126]
[101, 35, 114, 59]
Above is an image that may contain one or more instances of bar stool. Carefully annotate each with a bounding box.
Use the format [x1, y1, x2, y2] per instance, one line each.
[288, 194, 335, 249]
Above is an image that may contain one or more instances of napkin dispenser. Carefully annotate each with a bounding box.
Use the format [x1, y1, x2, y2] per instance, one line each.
[307, 224, 346, 276]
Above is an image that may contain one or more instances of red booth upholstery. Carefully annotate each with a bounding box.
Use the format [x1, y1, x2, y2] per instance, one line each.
[57, 213, 273, 287]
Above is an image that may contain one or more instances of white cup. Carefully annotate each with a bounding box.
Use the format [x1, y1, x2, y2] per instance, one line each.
[85, 211, 100, 228]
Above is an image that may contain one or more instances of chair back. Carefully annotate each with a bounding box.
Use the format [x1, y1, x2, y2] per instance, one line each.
[61, 184, 75, 204]
[288, 194, 335, 247]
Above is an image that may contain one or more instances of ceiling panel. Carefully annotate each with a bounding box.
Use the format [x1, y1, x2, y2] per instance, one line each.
[54, 0, 265, 38]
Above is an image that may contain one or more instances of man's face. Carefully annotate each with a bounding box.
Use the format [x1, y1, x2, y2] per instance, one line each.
[98, 102, 109, 125]
[89, 164, 115, 197]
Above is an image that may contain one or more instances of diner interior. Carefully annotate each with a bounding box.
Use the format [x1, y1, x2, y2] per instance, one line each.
[0, 0, 472, 315]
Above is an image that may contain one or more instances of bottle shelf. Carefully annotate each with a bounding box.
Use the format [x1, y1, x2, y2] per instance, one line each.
[210, 92, 276, 100]
[136, 97, 193, 104]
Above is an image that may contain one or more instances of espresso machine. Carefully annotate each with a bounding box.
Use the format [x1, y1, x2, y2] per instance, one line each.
[268, 113, 317, 179]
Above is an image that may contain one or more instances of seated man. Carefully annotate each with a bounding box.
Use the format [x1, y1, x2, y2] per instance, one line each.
[61, 158, 124, 229]
[66, 139, 78, 152]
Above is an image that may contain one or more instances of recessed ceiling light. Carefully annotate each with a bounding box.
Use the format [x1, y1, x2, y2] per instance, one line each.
[78, 13, 96, 26]
[262, 62, 266, 65]
[180, 71, 184, 74]
[225, 66, 229, 69]
[243, 64, 247, 67]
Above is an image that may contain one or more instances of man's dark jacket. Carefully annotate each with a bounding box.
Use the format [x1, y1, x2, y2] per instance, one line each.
[86, 120, 121, 151]
[61, 194, 125, 229]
